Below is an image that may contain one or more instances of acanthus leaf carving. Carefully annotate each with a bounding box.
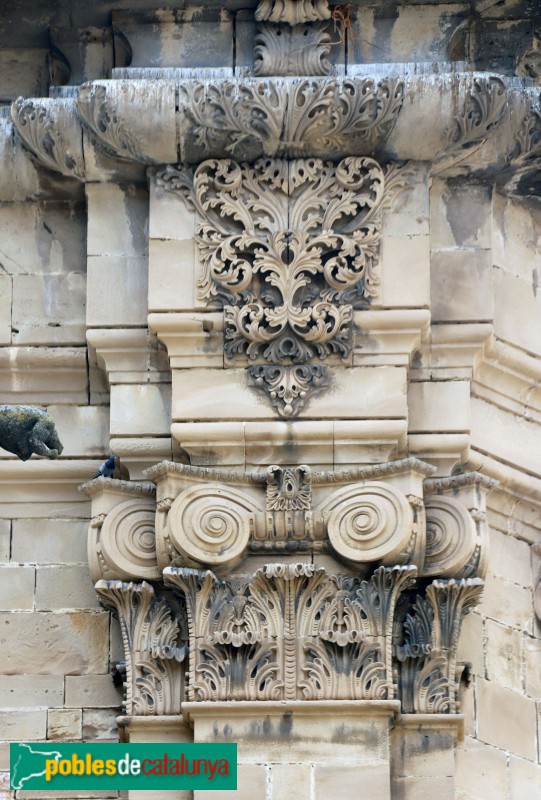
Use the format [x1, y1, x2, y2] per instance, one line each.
[249, 364, 331, 417]
[77, 84, 146, 163]
[255, 0, 331, 25]
[254, 23, 332, 77]
[11, 98, 84, 179]
[95, 580, 186, 715]
[395, 577, 484, 713]
[163, 563, 415, 703]
[447, 76, 507, 151]
[178, 78, 404, 160]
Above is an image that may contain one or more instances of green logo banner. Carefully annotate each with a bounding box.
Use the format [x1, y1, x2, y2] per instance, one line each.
[10, 742, 237, 791]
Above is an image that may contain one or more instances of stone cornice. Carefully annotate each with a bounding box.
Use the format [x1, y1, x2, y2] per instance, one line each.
[7, 74, 541, 192]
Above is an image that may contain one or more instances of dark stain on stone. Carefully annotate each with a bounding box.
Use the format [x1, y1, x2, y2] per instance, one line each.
[278, 712, 293, 737]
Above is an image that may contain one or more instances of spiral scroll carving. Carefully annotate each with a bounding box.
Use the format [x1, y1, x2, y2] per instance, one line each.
[423, 496, 477, 578]
[97, 499, 159, 581]
[167, 484, 258, 568]
[321, 482, 413, 564]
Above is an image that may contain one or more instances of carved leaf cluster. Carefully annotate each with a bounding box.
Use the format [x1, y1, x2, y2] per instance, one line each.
[11, 98, 84, 179]
[394, 578, 484, 713]
[157, 156, 384, 369]
[95, 580, 187, 715]
[255, 0, 331, 25]
[254, 23, 332, 77]
[179, 78, 404, 159]
[163, 564, 418, 702]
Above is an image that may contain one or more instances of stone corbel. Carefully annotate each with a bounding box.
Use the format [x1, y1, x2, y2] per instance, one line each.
[96, 580, 187, 715]
[80, 476, 159, 582]
[86, 329, 152, 385]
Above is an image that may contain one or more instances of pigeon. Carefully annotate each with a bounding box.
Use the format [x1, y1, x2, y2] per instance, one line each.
[93, 455, 130, 481]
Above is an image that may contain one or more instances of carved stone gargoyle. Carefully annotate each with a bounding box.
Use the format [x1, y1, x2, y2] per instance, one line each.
[0, 405, 64, 461]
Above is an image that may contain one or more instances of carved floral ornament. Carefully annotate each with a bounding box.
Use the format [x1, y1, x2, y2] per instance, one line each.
[96, 565, 483, 713]
[84, 463, 493, 714]
[156, 155, 405, 415]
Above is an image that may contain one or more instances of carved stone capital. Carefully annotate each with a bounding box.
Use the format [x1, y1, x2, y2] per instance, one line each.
[396, 578, 484, 714]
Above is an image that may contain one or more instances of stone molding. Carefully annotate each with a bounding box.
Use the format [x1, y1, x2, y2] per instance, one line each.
[10, 75, 541, 182]
[473, 335, 541, 425]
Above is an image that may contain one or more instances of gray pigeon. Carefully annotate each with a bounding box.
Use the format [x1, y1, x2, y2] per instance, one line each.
[94, 455, 130, 480]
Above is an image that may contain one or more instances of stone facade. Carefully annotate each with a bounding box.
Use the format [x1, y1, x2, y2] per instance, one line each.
[0, 1, 541, 798]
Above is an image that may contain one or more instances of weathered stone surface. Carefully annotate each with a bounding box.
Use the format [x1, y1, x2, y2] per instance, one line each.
[0, 612, 109, 675]
[509, 755, 541, 800]
[11, 518, 87, 564]
[0, 565, 35, 610]
[64, 675, 122, 708]
[82, 708, 119, 741]
[47, 708, 82, 740]
[86, 255, 148, 326]
[0, 675, 64, 708]
[455, 737, 508, 800]
[0, 709, 47, 740]
[431, 249, 493, 323]
[485, 619, 522, 691]
[480, 573, 533, 631]
[0, 520, 9, 562]
[12, 273, 86, 345]
[477, 678, 537, 760]
[86, 182, 148, 258]
[35, 565, 99, 610]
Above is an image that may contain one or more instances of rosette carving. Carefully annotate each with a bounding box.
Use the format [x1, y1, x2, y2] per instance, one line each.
[91, 498, 160, 582]
[320, 482, 413, 564]
[166, 484, 261, 569]
[423, 496, 477, 578]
